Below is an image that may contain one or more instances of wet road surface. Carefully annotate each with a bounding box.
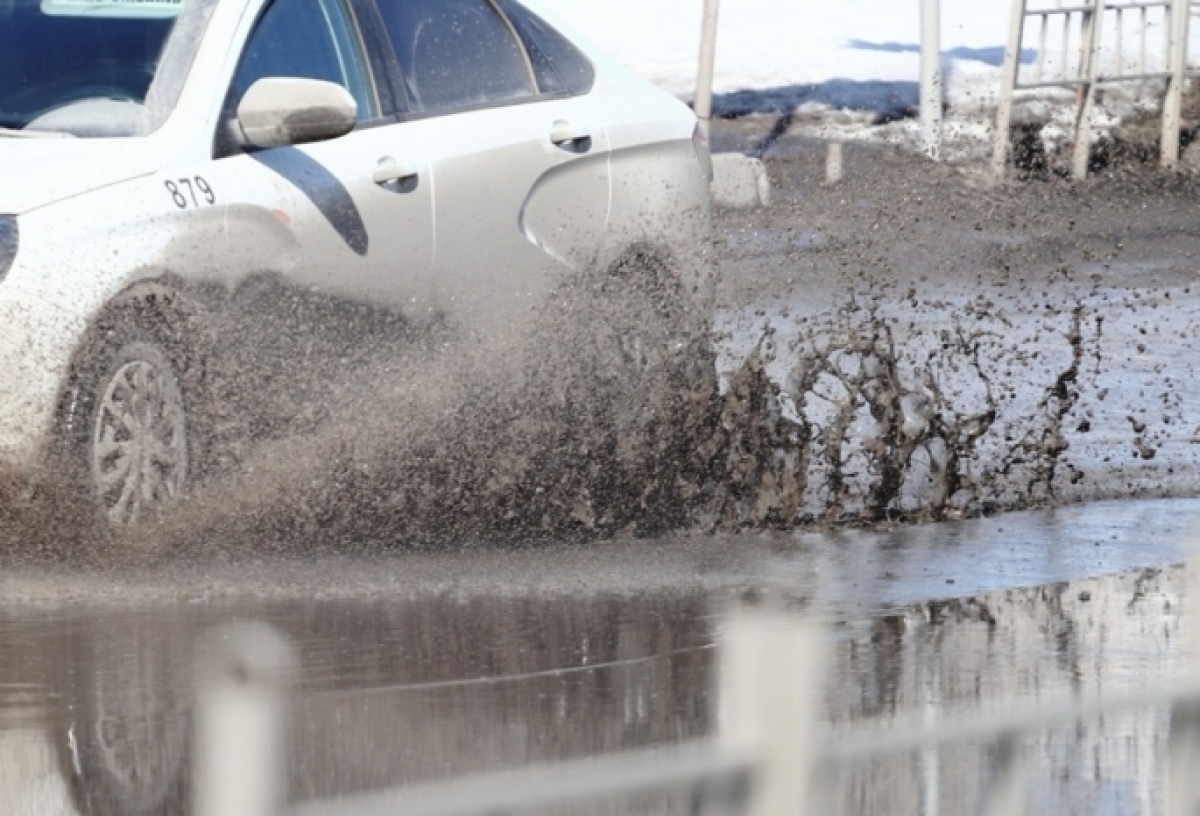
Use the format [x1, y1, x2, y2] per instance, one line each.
[1, 497, 1196, 816]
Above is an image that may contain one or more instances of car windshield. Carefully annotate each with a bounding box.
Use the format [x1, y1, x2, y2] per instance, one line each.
[0, 0, 218, 137]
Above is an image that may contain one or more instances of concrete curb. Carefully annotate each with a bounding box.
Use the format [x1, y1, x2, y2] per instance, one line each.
[711, 153, 771, 209]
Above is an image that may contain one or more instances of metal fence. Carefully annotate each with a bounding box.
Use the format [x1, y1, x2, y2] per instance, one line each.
[193, 584, 1200, 816]
[692, 0, 1200, 182]
[993, 0, 1198, 180]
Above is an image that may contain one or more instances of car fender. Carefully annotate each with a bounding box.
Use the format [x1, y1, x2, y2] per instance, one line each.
[0, 172, 296, 469]
[603, 139, 714, 313]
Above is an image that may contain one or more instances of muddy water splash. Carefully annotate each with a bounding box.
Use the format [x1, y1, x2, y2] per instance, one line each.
[4, 140, 1198, 555]
[707, 292, 1107, 527]
[114, 295, 1110, 553]
[0, 281, 1114, 556]
[122, 260, 736, 553]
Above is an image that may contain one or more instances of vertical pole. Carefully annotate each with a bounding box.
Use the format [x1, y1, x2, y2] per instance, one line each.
[1140, 7, 1148, 77]
[1115, 8, 1124, 76]
[694, 0, 721, 139]
[1070, 0, 1104, 181]
[194, 624, 294, 816]
[1162, 0, 1189, 169]
[982, 733, 1027, 816]
[1062, 12, 1073, 82]
[1036, 14, 1049, 84]
[1168, 559, 1200, 816]
[992, 0, 1028, 182]
[721, 611, 822, 816]
[920, 0, 943, 159]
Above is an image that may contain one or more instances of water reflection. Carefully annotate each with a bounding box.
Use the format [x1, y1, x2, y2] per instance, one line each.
[0, 500, 1194, 815]
[830, 567, 1183, 815]
[0, 593, 715, 815]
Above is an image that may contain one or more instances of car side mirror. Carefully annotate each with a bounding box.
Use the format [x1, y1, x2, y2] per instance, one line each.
[236, 77, 358, 150]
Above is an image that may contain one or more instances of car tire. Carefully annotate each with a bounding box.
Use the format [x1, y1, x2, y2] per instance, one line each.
[53, 295, 204, 536]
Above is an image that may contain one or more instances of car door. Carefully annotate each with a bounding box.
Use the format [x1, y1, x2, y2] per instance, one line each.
[370, 0, 611, 337]
[207, 0, 436, 315]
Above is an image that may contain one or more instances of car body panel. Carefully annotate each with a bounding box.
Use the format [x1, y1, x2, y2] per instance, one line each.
[206, 133, 435, 311]
[417, 94, 611, 336]
[0, 0, 712, 475]
[0, 139, 163, 216]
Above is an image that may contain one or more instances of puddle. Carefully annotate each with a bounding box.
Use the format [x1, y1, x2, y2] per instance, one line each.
[0, 498, 1196, 815]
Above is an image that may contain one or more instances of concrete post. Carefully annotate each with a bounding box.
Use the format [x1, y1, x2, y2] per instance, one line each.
[1161, 0, 1190, 169]
[992, 0, 1028, 182]
[694, 0, 721, 138]
[193, 623, 294, 816]
[920, 0, 943, 159]
[825, 142, 844, 185]
[720, 611, 822, 816]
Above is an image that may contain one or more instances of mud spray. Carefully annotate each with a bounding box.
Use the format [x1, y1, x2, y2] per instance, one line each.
[5, 144, 1199, 561]
[2, 291, 1105, 562]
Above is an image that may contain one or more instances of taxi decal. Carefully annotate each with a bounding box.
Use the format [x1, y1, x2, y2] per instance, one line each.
[251, 148, 369, 257]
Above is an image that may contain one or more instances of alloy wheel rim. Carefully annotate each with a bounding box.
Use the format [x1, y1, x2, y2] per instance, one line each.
[91, 358, 188, 526]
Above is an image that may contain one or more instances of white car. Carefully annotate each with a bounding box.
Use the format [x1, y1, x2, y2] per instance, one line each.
[0, 0, 713, 528]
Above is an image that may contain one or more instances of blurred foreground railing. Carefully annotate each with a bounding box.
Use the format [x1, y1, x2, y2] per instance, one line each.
[195, 599, 1200, 816]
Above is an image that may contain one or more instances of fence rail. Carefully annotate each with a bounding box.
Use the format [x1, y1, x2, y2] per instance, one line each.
[195, 586, 1200, 816]
[289, 743, 751, 816]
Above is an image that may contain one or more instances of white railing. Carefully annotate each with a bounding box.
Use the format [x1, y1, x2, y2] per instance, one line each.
[287, 743, 751, 816]
[993, 0, 1197, 180]
[193, 614, 818, 816]
[193, 600, 1200, 816]
[692, 0, 1198, 181]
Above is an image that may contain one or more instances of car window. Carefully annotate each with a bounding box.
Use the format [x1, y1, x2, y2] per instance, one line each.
[0, 0, 219, 137]
[494, 0, 593, 97]
[374, 0, 534, 115]
[232, 0, 377, 122]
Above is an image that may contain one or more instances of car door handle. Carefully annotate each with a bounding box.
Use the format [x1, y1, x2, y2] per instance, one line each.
[373, 157, 420, 188]
[550, 120, 591, 148]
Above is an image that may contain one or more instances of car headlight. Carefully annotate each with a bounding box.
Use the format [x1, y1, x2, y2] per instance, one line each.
[0, 216, 16, 281]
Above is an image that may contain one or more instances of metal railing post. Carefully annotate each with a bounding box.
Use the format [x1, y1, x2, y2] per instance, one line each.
[1169, 560, 1200, 816]
[1162, 0, 1190, 168]
[982, 733, 1026, 816]
[1169, 699, 1200, 816]
[920, 0, 943, 159]
[194, 623, 295, 816]
[1070, 0, 1105, 180]
[992, 0, 1028, 181]
[720, 611, 821, 816]
[694, 0, 721, 138]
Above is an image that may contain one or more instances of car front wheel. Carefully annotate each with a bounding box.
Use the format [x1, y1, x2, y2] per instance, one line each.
[56, 300, 201, 534]
[88, 342, 189, 527]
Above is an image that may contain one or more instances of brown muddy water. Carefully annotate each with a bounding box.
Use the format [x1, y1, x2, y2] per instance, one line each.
[0, 497, 1196, 816]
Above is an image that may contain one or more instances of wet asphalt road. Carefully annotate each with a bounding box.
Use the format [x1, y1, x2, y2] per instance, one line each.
[4, 130, 1200, 815]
